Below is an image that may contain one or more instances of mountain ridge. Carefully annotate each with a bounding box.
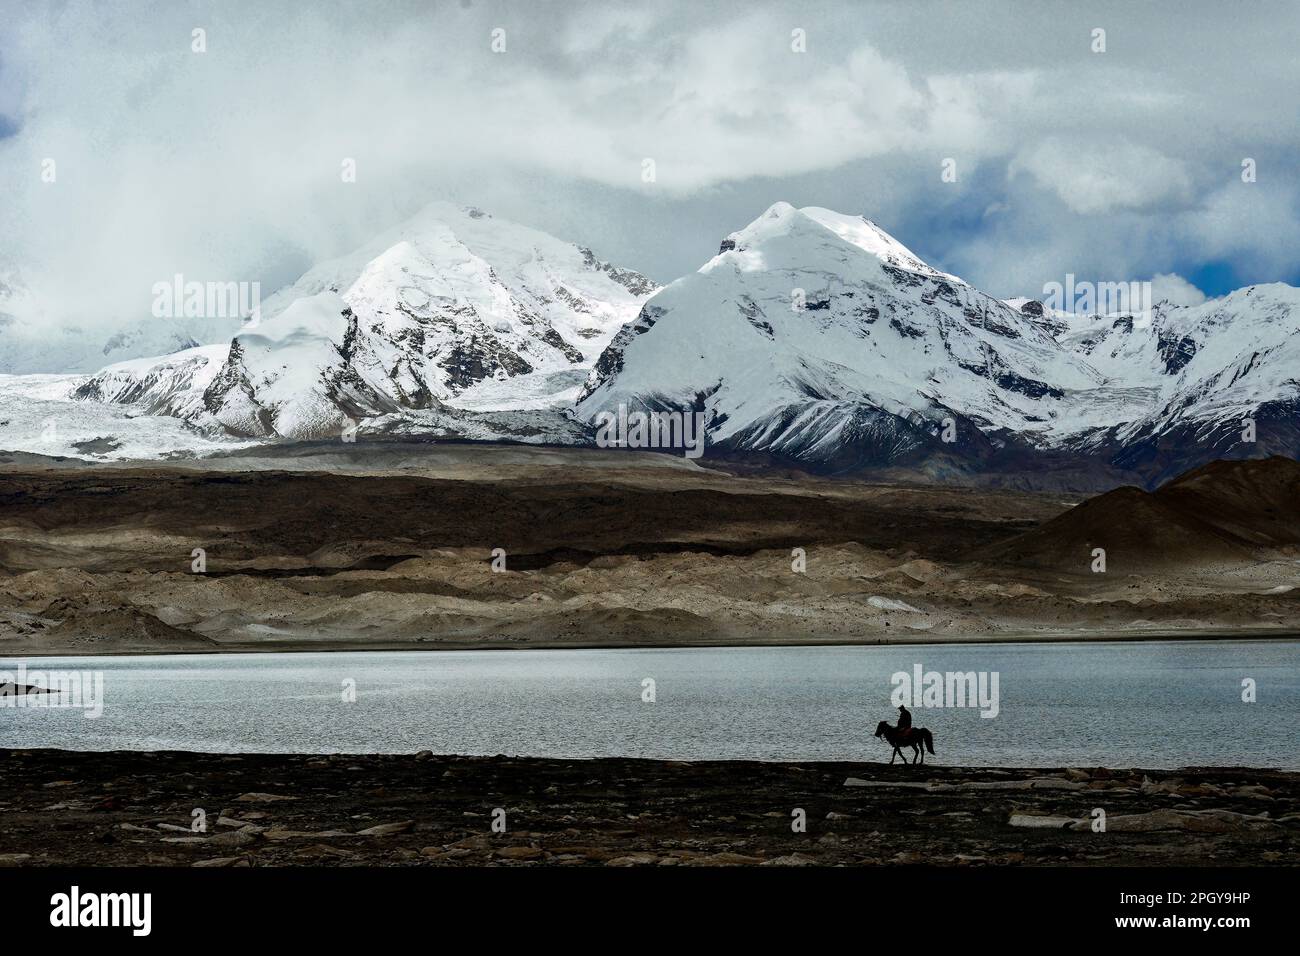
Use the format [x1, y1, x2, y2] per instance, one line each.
[576, 202, 1300, 488]
[3, 200, 1295, 490]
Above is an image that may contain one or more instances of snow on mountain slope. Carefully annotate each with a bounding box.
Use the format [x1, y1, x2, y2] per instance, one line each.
[577, 203, 1300, 481]
[576, 202, 1104, 469]
[264, 201, 655, 325]
[26, 199, 1300, 484]
[1071, 284, 1300, 483]
[66, 203, 657, 442]
[0, 371, 254, 460]
[72, 345, 229, 423]
[200, 203, 656, 439]
[1055, 284, 1300, 396]
[798, 207, 965, 284]
[200, 290, 595, 443]
[1006, 282, 1300, 469]
[203, 292, 356, 438]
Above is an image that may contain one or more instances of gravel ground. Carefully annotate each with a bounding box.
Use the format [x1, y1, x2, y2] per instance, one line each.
[1, 750, 1295, 867]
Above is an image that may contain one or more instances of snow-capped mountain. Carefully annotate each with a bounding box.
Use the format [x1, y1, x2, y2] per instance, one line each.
[576, 202, 1106, 472]
[1055, 284, 1300, 485]
[16, 199, 1300, 488]
[575, 203, 1300, 486]
[76, 202, 657, 442]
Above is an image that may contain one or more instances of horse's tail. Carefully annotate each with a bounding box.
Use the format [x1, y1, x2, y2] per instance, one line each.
[923, 729, 935, 755]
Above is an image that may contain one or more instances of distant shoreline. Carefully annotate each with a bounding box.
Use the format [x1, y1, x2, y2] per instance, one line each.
[5, 628, 1298, 659]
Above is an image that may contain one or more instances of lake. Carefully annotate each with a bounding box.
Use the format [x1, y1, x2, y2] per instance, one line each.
[2, 640, 1296, 768]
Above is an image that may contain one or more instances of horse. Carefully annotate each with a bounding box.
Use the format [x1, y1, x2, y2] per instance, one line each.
[874, 720, 935, 765]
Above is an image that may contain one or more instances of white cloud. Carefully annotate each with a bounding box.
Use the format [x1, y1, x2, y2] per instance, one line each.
[1008, 139, 1193, 215]
[0, 4, 973, 323]
[1186, 181, 1300, 276]
[0, 0, 1295, 335]
[1148, 273, 1206, 307]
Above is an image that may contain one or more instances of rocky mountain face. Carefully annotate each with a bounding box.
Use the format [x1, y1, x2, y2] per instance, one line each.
[71, 345, 229, 423]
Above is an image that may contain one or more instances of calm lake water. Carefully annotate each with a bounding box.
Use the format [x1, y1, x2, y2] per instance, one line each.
[3, 641, 1297, 768]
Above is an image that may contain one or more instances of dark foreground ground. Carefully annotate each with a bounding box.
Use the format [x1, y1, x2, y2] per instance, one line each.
[1, 750, 1295, 867]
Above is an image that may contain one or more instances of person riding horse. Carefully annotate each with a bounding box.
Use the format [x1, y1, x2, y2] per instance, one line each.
[874, 703, 934, 764]
[875, 704, 934, 764]
[896, 704, 913, 742]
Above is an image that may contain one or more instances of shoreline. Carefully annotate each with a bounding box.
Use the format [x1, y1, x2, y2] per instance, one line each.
[6, 747, 1298, 774]
[5, 627, 1299, 658]
[2, 750, 1295, 867]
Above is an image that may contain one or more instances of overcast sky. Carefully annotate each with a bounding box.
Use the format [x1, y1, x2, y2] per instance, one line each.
[1, 0, 1297, 324]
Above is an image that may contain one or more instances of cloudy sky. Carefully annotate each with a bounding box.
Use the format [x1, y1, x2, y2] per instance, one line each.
[1, 0, 1297, 326]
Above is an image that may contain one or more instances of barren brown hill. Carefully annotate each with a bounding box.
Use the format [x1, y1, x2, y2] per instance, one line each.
[3, 445, 1298, 653]
[1157, 456, 1300, 547]
[987, 457, 1300, 572]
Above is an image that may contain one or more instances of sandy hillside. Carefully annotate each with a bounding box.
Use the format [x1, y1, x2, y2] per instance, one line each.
[1, 444, 1298, 654]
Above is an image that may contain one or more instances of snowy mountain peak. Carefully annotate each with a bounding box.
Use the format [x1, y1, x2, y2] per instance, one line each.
[73, 205, 659, 441]
[800, 206, 961, 282]
[578, 203, 1102, 473]
[712, 203, 961, 284]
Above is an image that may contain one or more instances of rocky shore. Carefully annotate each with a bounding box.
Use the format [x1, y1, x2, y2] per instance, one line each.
[0, 750, 1294, 867]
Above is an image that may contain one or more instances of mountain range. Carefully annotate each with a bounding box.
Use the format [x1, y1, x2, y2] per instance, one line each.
[7, 200, 1300, 490]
